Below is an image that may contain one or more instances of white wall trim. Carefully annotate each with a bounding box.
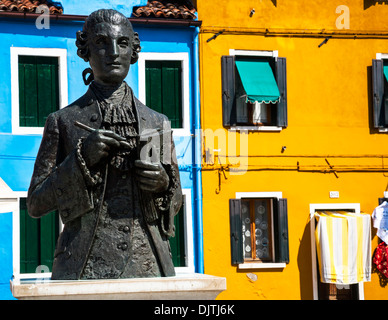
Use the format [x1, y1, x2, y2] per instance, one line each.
[175, 188, 195, 274]
[10, 47, 68, 135]
[137, 52, 190, 137]
[11, 192, 27, 282]
[376, 53, 388, 60]
[229, 49, 278, 58]
[235, 191, 283, 199]
[238, 262, 286, 270]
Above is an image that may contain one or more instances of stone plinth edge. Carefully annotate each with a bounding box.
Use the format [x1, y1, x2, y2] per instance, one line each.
[10, 273, 227, 300]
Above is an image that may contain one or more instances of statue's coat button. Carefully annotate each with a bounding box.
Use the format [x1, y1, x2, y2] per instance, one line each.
[90, 114, 99, 122]
[118, 242, 128, 250]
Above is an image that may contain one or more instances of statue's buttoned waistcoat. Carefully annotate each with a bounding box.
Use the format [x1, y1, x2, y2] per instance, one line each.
[81, 166, 162, 279]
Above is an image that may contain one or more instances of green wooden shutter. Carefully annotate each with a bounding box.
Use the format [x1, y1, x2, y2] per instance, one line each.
[18, 56, 59, 127]
[229, 199, 244, 265]
[19, 198, 59, 273]
[39, 211, 59, 269]
[20, 198, 39, 273]
[169, 201, 186, 267]
[221, 55, 237, 127]
[273, 198, 289, 263]
[275, 57, 288, 128]
[145, 60, 182, 128]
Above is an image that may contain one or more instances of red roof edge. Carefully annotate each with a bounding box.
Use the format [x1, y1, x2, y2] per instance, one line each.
[0, 11, 202, 26]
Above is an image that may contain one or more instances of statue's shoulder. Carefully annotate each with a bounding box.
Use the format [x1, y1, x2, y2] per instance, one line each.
[133, 96, 169, 124]
[53, 88, 94, 118]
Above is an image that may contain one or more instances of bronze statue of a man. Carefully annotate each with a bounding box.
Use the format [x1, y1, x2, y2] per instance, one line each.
[27, 9, 182, 280]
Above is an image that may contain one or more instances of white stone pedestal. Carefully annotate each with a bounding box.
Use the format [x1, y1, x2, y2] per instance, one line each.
[10, 273, 226, 300]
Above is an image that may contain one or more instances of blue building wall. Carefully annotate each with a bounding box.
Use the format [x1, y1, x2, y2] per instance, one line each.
[0, 2, 201, 299]
[60, 0, 147, 17]
[0, 212, 13, 300]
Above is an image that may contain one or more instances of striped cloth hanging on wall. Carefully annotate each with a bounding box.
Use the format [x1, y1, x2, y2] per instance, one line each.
[315, 211, 371, 284]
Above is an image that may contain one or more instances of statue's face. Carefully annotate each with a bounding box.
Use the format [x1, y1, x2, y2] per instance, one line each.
[88, 22, 133, 86]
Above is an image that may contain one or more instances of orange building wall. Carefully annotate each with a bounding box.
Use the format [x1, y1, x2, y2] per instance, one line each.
[197, 0, 388, 299]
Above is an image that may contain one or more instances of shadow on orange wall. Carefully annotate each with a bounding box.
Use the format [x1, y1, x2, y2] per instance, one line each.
[297, 221, 314, 300]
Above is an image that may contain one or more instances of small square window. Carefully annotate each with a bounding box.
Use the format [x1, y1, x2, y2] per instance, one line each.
[230, 196, 289, 266]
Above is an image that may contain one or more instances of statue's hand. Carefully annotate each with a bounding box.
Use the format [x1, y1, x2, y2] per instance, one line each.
[135, 160, 169, 193]
[81, 129, 127, 168]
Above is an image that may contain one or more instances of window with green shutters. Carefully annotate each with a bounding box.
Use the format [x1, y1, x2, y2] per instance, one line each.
[145, 60, 183, 128]
[169, 200, 186, 267]
[19, 198, 59, 274]
[221, 53, 287, 128]
[18, 55, 60, 127]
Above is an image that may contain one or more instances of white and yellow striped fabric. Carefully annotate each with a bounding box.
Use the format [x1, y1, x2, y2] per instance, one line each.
[315, 211, 371, 284]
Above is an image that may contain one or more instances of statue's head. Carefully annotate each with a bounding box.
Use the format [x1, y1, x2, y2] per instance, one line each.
[76, 9, 141, 86]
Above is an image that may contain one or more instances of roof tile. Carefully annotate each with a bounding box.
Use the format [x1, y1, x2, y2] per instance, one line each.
[0, 0, 63, 14]
[133, 0, 196, 20]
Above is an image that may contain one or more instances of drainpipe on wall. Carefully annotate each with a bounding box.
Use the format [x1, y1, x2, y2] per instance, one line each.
[193, 26, 204, 274]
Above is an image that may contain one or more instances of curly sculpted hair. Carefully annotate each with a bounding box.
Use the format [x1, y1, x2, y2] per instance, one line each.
[76, 9, 141, 65]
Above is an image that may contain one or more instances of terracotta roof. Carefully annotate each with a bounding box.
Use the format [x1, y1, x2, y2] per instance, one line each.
[132, 0, 196, 20]
[0, 0, 63, 14]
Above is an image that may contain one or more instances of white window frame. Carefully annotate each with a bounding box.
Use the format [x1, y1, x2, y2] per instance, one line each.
[229, 49, 283, 132]
[309, 203, 364, 300]
[138, 52, 190, 137]
[235, 191, 286, 270]
[175, 188, 195, 274]
[10, 47, 68, 135]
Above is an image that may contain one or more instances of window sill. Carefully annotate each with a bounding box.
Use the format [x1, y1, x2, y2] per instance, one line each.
[238, 262, 286, 270]
[12, 126, 44, 135]
[378, 128, 388, 133]
[229, 126, 283, 132]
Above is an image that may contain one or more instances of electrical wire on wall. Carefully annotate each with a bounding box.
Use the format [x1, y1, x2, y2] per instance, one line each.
[200, 27, 388, 40]
[201, 153, 388, 192]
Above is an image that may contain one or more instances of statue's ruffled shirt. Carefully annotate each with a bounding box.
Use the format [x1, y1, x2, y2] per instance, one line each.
[90, 81, 137, 171]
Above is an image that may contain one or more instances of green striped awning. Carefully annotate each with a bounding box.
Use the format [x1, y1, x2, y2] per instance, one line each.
[235, 58, 280, 104]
